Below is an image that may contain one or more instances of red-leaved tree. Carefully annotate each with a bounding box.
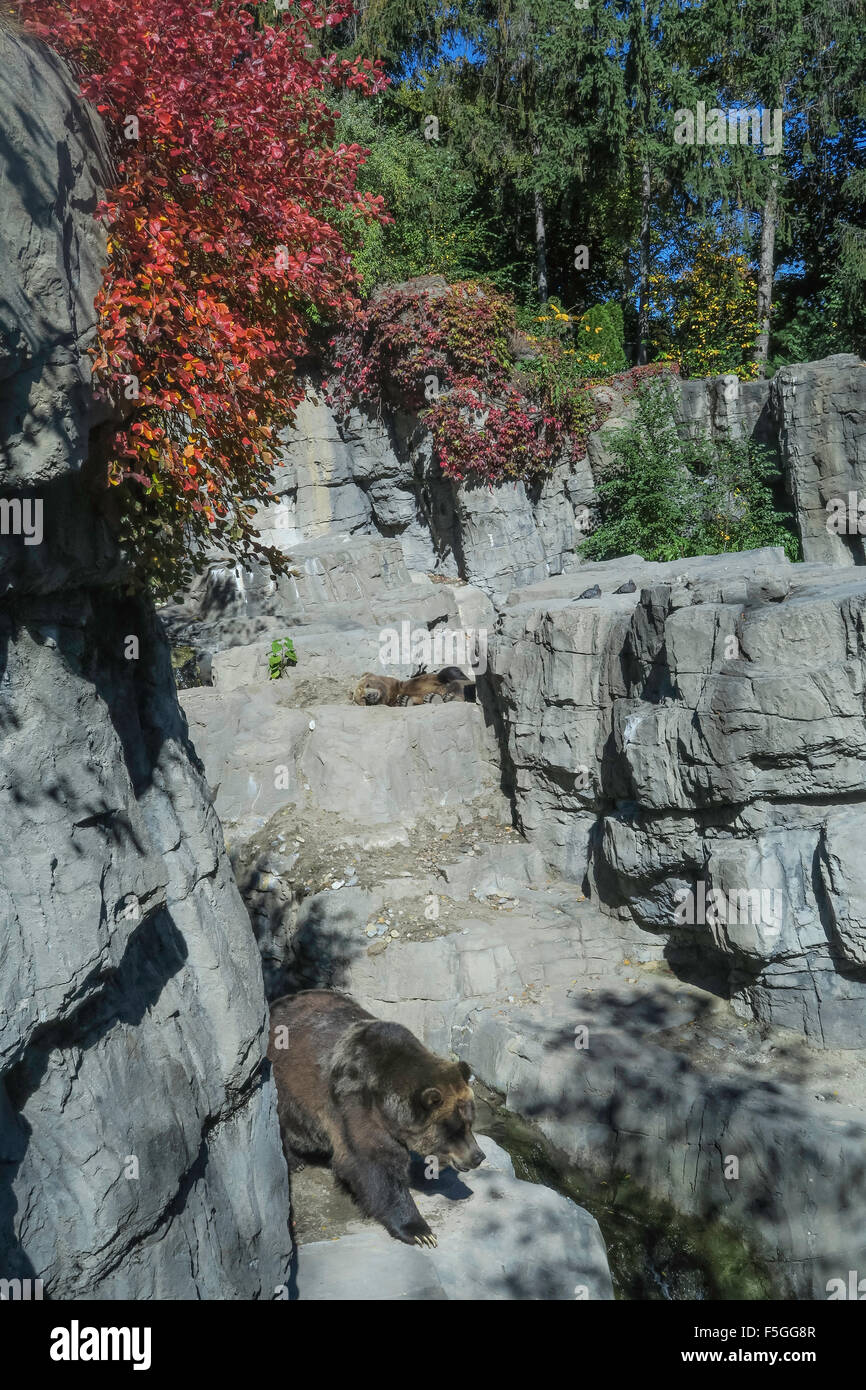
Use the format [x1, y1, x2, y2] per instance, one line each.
[21, 0, 389, 591]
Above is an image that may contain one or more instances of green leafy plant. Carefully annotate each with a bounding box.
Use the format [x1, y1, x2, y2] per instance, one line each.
[770, 276, 849, 370]
[576, 304, 627, 374]
[268, 638, 297, 680]
[515, 344, 599, 442]
[329, 88, 519, 296]
[580, 379, 800, 563]
[516, 299, 626, 405]
[516, 295, 578, 343]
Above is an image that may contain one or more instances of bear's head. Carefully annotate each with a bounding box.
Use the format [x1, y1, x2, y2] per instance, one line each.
[351, 675, 377, 705]
[352, 674, 391, 705]
[411, 1060, 485, 1174]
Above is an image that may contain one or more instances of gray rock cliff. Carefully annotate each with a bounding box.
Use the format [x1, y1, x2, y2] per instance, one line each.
[0, 31, 291, 1298]
[488, 550, 866, 1047]
[249, 352, 864, 605]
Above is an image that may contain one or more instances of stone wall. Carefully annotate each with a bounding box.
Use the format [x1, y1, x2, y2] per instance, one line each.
[260, 354, 865, 606]
[675, 354, 866, 567]
[487, 548, 866, 1048]
[0, 31, 290, 1298]
[773, 355, 866, 565]
[255, 382, 598, 601]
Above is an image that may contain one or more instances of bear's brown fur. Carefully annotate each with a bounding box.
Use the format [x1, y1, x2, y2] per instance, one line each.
[350, 666, 475, 707]
[267, 989, 484, 1247]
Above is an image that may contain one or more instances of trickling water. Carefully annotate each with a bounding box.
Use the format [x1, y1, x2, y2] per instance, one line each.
[233, 564, 248, 614]
[472, 1081, 774, 1302]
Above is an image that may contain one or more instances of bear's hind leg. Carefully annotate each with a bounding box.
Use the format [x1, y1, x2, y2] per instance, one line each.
[282, 1142, 307, 1173]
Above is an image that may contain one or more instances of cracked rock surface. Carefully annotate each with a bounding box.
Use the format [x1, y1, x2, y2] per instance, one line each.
[0, 32, 291, 1299]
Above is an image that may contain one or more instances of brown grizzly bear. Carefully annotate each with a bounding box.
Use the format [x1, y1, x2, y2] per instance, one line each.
[267, 989, 484, 1247]
[350, 666, 475, 707]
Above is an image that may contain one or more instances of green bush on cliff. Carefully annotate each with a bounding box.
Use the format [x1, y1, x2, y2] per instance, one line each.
[579, 380, 801, 564]
[575, 303, 627, 375]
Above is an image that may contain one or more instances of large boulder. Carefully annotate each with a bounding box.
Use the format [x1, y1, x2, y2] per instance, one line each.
[267, 393, 595, 598]
[488, 548, 866, 1047]
[772, 355, 866, 565]
[179, 693, 502, 844]
[675, 371, 775, 446]
[0, 30, 290, 1298]
[293, 1136, 614, 1301]
[0, 31, 121, 595]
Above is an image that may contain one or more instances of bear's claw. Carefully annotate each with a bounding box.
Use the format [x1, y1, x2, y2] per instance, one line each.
[414, 1232, 438, 1249]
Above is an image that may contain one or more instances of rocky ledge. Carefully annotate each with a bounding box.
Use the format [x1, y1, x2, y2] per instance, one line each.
[292, 1136, 613, 1301]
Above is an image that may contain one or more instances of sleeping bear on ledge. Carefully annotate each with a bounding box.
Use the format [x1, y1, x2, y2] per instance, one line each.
[267, 989, 485, 1247]
[350, 665, 476, 706]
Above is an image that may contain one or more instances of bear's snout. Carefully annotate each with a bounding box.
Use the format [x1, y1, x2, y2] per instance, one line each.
[444, 1140, 485, 1172]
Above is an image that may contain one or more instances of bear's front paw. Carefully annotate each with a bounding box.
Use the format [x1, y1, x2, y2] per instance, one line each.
[398, 1216, 437, 1248]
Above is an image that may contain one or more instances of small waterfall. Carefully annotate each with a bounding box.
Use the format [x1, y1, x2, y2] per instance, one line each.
[234, 564, 248, 614]
[203, 561, 252, 617]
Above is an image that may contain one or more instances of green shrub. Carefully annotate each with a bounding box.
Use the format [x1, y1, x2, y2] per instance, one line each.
[576, 303, 627, 374]
[516, 298, 626, 378]
[515, 343, 600, 438]
[268, 638, 297, 680]
[579, 380, 800, 563]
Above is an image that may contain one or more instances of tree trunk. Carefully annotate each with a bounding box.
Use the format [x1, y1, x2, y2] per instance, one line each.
[753, 82, 784, 378]
[532, 140, 548, 304]
[753, 176, 778, 377]
[534, 188, 549, 303]
[637, 155, 651, 365]
[621, 250, 632, 363]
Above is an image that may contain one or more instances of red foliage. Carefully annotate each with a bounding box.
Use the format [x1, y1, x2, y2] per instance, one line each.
[329, 284, 685, 488]
[616, 362, 682, 385]
[428, 380, 566, 485]
[21, 0, 389, 587]
[329, 281, 591, 486]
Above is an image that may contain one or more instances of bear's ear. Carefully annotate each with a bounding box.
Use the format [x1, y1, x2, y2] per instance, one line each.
[419, 1086, 442, 1111]
[458, 1060, 472, 1083]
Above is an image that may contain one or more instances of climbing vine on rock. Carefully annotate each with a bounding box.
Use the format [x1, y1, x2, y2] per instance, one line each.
[329, 281, 681, 487]
[22, 0, 389, 594]
[329, 281, 590, 485]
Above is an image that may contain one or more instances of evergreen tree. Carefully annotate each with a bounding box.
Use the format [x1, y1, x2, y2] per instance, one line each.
[677, 0, 864, 374]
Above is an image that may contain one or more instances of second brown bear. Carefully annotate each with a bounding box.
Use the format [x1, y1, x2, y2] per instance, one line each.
[350, 665, 475, 706]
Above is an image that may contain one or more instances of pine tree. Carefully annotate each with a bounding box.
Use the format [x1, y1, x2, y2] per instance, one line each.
[677, 0, 864, 375]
